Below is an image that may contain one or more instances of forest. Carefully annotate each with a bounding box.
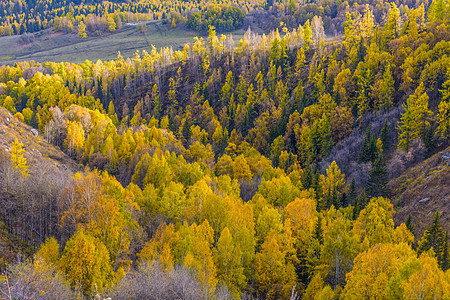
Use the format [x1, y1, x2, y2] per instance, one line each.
[0, 0, 450, 298]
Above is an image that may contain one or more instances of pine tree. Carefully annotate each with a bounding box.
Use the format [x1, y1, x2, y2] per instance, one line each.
[352, 196, 359, 220]
[380, 119, 390, 151]
[406, 214, 414, 235]
[358, 127, 376, 163]
[418, 211, 446, 269]
[313, 215, 323, 245]
[348, 178, 357, 205]
[422, 124, 435, 158]
[366, 154, 388, 199]
[442, 232, 449, 271]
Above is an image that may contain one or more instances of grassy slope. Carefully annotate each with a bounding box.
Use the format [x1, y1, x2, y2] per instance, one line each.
[388, 147, 450, 240]
[0, 21, 247, 65]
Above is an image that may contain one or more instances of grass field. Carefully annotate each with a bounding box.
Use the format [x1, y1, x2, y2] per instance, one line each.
[0, 21, 248, 65]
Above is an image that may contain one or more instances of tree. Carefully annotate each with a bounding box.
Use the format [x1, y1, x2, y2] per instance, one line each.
[321, 213, 358, 288]
[78, 21, 87, 38]
[353, 197, 395, 247]
[311, 16, 324, 47]
[254, 230, 297, 299]
[10, 138, 29, 178]
[342, 243, 416, 299]
[428, 0, 447, 22]
[214, 227, 246, 295]
[417, 211, 448, 270]
[437, 100, 450, 144]
[380, 120, 390, 151]
[382, 3, 400, 48]
[107, 15, 116, 32]
[406, 214, 414, 235]
[398, 83, 433, 152]
[378, 63, 395, 110]
[59, 229, 113, 295]
[303, 20, 312, 50]
[365, 153, 388, 198]
[37, 237, 60, 266]
[65, 121, 85, 157]
[358, 127, 377, 164]
[320, 161, 346, 209]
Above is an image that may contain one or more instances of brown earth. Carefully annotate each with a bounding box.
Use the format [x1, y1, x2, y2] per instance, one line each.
[388, 146, 450, 241]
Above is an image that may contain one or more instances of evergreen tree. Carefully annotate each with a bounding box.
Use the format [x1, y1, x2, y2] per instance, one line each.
[352, 196, 359, 220]
[418, 211, 447, 270]
[313, 215, 323, 245]
[348, 178, 357, 206]
[379, 119, 390, 151]
[422, 124, 435, 158]
[365, 157, 388, 198]
[406, 214, 414, 235]
[340, 192, 348, 208]
[302, 163, 313, 189]
[358, 127, 376, 163]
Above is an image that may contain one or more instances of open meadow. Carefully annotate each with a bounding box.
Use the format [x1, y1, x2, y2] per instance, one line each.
[0, 21, 247, 65]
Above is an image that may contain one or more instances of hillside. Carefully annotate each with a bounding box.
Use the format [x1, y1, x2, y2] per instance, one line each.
[389, 147, 450, 240]
[1, 0, 450, 298]
[0, 107, 78, 170]
[0, 107, 79, 269]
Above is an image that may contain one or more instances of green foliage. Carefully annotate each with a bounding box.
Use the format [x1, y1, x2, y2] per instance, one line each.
[187, 5, 245, 33]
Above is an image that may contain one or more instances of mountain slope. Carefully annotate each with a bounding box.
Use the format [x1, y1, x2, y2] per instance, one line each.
[389, 147, 450, 240]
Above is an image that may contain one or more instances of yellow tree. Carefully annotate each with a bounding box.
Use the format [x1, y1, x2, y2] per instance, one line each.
[10, 138, 29, 178]
[437, 100, 450, 143]
[401, 253, 450, 299]
[60, 171, 137, 275]
[181, 220, 217, 298]
[320, 161, 345, 209]
[65, 120, 85, 157]
[353, 197, 395, 248]
[78, 21, 87, 38]
[398, 83, 433, 152]
[254, 230, 297, 299]
[59, 229, 113, 295]
[139, 223, 179, 270]
[321, 212, 358, 288]
[37, 236, 60, 266]
[214, 227, 246, 295]
[342, 243, 415, 299]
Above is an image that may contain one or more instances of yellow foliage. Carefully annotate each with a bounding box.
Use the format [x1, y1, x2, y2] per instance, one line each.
[10, 138, 29, 178]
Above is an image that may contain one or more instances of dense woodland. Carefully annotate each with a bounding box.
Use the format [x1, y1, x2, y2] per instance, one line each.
[0, 0, 436, 37]
[0, 0, 450, 298]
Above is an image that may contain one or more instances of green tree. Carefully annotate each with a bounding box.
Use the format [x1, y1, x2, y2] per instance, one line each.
[417, 211, 448, 270]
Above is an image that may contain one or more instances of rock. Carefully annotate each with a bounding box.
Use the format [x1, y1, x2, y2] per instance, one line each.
[442, 152, 450, 162]
[31, 128, 39, 136]
[419, 197, 430, 203]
